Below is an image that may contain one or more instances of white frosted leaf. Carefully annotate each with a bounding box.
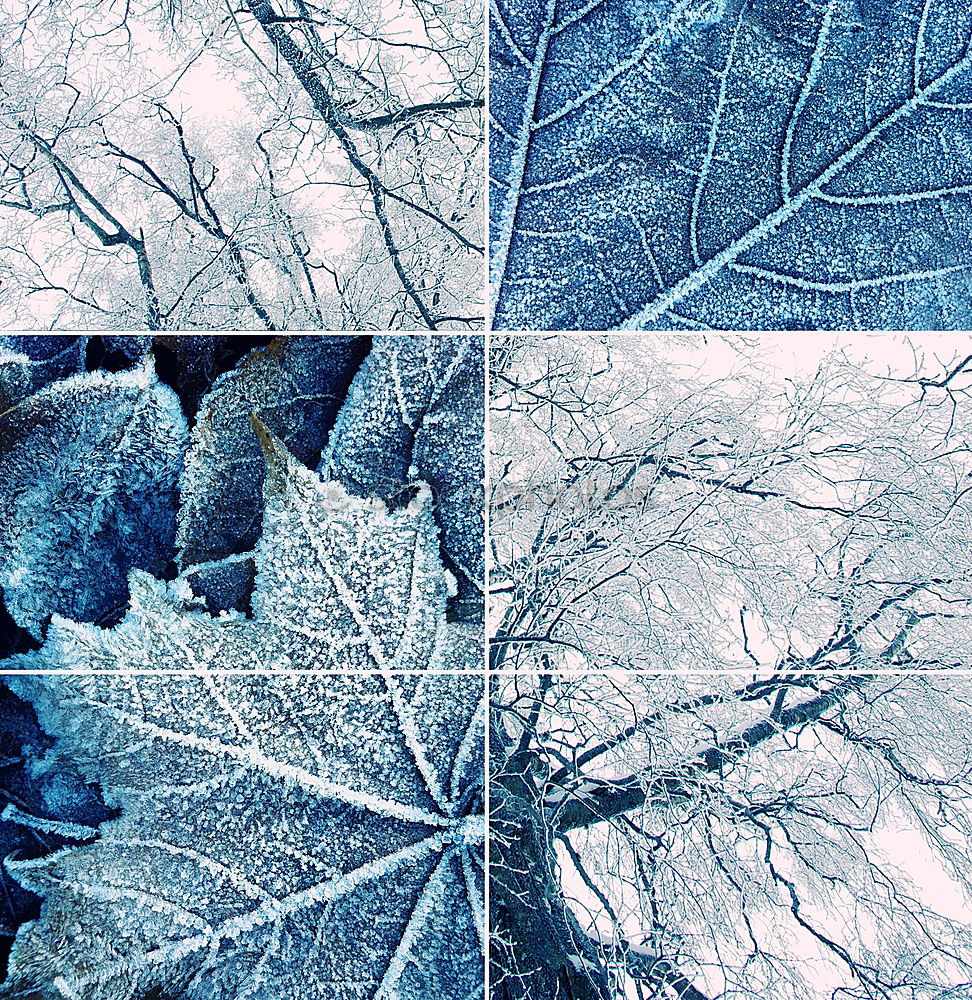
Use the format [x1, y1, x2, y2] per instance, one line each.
[2, 673, 485, 1000]
[491, 0, 972, 329]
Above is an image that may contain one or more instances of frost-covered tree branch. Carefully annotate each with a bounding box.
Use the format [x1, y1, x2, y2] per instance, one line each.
[490, 336, 972, 675]
[491, 672, 972, 1000]
[489, 335, 972, 1000]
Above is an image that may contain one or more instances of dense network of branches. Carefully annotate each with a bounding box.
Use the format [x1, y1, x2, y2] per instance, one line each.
[491, 672, 972, 1000]
[489, 336, 972, 1000]
[491, 337, 972, 675]
[0, 0, 483, 329]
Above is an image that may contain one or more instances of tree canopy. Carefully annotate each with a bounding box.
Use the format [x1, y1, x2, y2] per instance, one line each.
[0, 1, 483, 329]
[490, 336, 972, 1000]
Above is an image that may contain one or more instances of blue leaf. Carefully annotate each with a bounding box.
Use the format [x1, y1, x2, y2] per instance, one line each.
[177, 336, 363, 569]
[0, 684, 114, 973]
[323, 335, 484, 619]
[490, 0, 972, 329]
[0, 360, 188, 638]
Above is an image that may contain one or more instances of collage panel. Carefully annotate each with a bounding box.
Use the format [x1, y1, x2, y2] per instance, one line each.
[0, 332, 486, 995]
[0, 333, 484, 660]
[0, 2, 484, 331]
[490, 334, 972, 673]
[490, 669, 972, 999]
[489, 0, 972, 332]
[0, 670, 485, 999]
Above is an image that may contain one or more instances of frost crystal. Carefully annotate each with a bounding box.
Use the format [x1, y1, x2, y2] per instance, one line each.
[0, 336, 86, 410]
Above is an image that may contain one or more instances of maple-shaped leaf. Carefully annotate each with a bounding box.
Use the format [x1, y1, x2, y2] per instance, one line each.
[0, 359, 188, 639]
[490, 0, 972, 329]
[0, 671, 485, 1000]
[325, 335, 484, 617]
[5, 424, 475, 673]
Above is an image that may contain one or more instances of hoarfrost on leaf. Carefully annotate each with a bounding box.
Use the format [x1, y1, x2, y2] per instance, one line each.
[0, 360, 188, 639]
[0, 332, 486, 1000]
[490, 0, 972, 329]
[325, 335, 484, 617]
[7, 426, 473, 672]
[0, 336, 86, 410]
[177, 335, 363, 568]
[0, 672, 485, 1000]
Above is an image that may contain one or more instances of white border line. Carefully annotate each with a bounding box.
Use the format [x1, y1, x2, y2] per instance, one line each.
[485, 668, 972, 675]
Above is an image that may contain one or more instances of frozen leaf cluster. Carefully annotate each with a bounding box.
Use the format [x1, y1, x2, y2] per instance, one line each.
[0, 336, 86, 410]
[0, 333, 485, 999]
[0, 334, 482, 640]
[7, 428, 477, 673]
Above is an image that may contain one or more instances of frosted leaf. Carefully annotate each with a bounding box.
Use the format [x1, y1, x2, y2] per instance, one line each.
[0, 684, 116, 958]
[153, 335, 253, 416]
[0, 336, 86, 410]
[178, 336, 362, 568]
[324, 335, 484, 615]
[252, 421, 454, 667]
[491, 0, 972, 329]
[1, 672, 485, 1000]
[7, 426, 471, 672]
[181, 554, 257, 614]
[0, 360, 188, 638]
